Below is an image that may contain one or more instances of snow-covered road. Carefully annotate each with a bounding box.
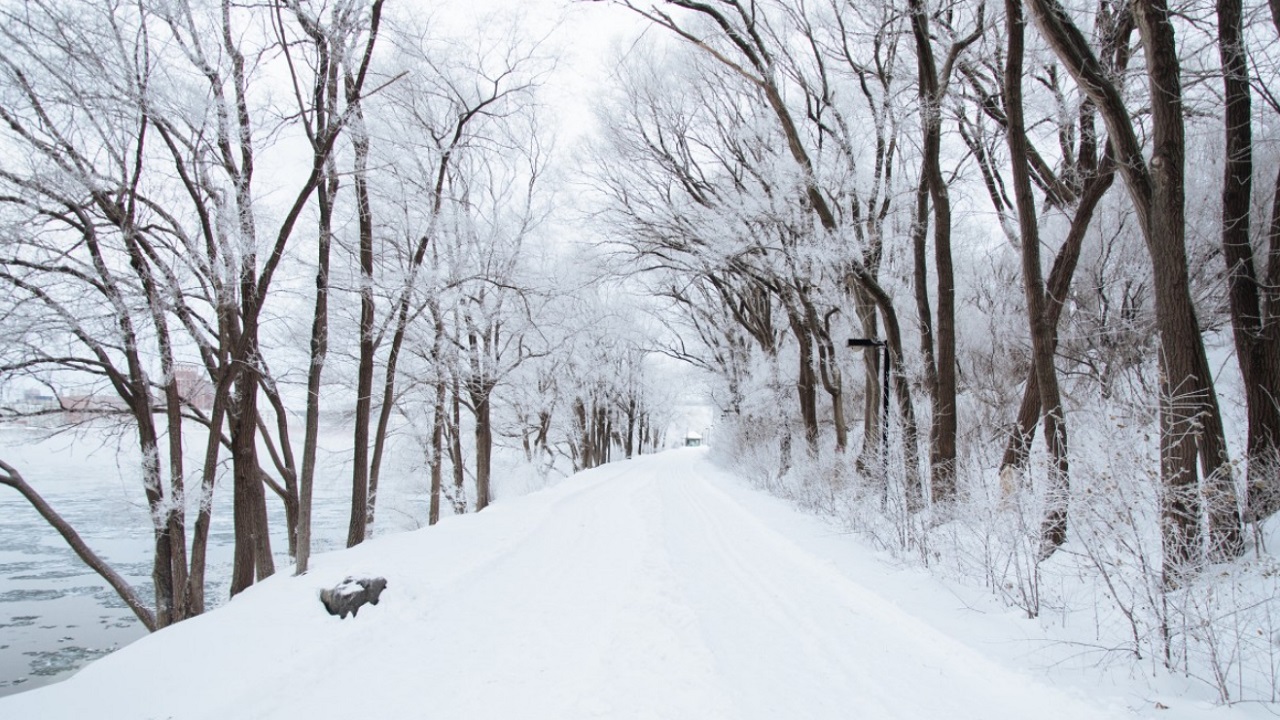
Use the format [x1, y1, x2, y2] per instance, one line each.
[1, 449, 1128, 719]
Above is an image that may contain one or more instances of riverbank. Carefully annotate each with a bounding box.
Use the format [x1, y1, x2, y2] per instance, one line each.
[0, 424, 377, 695]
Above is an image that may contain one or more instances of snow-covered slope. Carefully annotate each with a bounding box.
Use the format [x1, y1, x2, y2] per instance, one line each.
[0, 449, 1234, 718]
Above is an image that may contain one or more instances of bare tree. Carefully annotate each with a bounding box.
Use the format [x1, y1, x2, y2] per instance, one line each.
[906, 0, 984, 503]
[1215, 0, 1280, 523]
[1023, 0, 1242, 579]
[1001, 0, 1070, 555]
[610, 0, 926, 501]
[342, 20, 549, 540]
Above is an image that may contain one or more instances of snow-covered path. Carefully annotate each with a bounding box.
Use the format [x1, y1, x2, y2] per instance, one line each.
[1, 449, 1126, 719]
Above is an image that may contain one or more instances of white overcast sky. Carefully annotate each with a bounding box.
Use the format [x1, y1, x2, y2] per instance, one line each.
[417, 0, 654, 141]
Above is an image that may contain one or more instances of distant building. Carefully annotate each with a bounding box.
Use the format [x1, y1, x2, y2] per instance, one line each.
[685, 431, 703, 447]
[60, 393, 129, 422]
[22, 388, 54, 404]
[17, 388, 60, 414]
[175, 366, 214, 410]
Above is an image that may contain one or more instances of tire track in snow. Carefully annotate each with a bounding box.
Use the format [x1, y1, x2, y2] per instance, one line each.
[335, 463, 657, 719]
[659, 470, 902, 718]
[656, 459, 1123, 719]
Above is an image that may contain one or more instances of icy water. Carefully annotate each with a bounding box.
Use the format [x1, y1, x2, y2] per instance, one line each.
[0, 424, 401, 697]
[0, 429, 156, 696]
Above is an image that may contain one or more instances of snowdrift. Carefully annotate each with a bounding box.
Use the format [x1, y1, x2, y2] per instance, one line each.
[0, 449, 1252, 719]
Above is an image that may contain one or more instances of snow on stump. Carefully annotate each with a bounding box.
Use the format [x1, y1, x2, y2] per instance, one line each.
[319, 576, 387, 619]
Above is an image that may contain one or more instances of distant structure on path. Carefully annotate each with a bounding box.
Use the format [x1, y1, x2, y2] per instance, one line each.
[684, 430, 703, 447]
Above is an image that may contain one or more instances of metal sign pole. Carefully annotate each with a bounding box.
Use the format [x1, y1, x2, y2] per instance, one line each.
[847, 337, 889, 478]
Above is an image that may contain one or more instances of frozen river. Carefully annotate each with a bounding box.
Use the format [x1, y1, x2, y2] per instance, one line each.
[0, 423, 422, 697]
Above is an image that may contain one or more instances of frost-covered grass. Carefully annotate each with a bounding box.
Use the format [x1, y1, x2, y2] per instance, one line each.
[712, 404, 1280, 706]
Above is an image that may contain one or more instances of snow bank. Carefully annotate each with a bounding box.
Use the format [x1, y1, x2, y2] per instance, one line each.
[0, 449, 1264, 719]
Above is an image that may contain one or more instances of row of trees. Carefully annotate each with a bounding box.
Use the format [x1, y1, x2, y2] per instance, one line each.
[591, 0, 1280, 587]
[0, 0, 674, 632]
[6, 0, 1277, 648]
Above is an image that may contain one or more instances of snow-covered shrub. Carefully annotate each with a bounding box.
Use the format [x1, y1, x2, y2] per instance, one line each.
[704, 360, 1280, 703]
[710, 411, 788, 493]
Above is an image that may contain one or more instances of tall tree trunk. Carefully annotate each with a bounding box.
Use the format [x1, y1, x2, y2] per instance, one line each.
[807, 300, 848, 454]
[909, 0, 961, 503]
[1135, 0, 1240, 569]
[604, 415, 614, 463]
[291, 0, 343, 577]
[229, 310, 274, 594]
[450, 377, 466, 514]
[257, 377, 299, 557]
[122, 215, 187, 621]
[910, 174, 938, 400]
[230, 357, 274, 595]
[594, 403, 610, 464]
[1004, 0, 1070, 557]
[137, 422, 175, 628]
[1266, 1, 1280, 488]
[430, 376, 446, 525]
[159, 347, 189, 620]
[1000, 161, 1115, 482]
[625, 398, 636, 459]
[347, 93, 375, 548]
[825, 363, 848, 455]
[1221, 0, 1280, 523]
[852, 286, 883, 467]
[1255, 167, 1280, 519]
[130, 231, 189, 617]
[296, 157, 336, 575]
[428, 304, 447, 526]
[1024, 0, 1241, 580]
[847, 270, 925, 508]
[890, 346, 926, 512]
[573, 397, 591, 470]
[187, 378, 228, 612]
[474, 391, 493, 511]
[788, 314, 820, 455]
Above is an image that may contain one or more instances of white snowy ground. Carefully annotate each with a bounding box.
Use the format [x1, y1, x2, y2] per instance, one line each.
[0, 448, 1264, 719]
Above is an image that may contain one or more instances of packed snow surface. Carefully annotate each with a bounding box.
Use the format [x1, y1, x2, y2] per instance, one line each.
[1, 449, 1162, 718]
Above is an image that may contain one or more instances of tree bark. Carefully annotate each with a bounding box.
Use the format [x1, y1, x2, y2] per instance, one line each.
[788, 313, 821, 455]
[1220, 0, 1280, 523]
[428, 303, 447, 526]
[1024, 0, 1241, 580]
[337, 2, 388, 546]
[852, 285, 883, 467]
[187, 382, 228, 613]
[999, 160, 1114, 478]
[573, 397, 591, 470]
[908, 0, 963, 503]
[297, 154, 335, 573]
[450, 377, 467, 514]
[347, 97, 375, 547]
[1004, 0, 1070, 557]
[806, 299, 848, 454]
[625, 398, 636, 459]
[230, 346, 274, 595]
[474, 391, 494, 511]
[430, 376, 446, 526]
